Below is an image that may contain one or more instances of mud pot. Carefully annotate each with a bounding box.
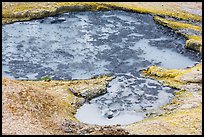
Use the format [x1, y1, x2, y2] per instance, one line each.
[2, 10, 201, 126]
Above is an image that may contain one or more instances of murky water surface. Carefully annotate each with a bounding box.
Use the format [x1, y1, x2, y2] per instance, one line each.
[2, 10, 201, 125]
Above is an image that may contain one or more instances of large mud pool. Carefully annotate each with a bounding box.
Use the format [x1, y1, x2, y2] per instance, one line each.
[2, 10, 201, 125]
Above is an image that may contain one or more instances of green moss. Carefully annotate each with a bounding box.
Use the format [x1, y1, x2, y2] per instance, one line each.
[38, 76, 52, 82]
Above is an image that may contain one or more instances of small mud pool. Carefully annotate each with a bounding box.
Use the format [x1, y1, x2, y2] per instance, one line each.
[2, 10, 201, 125]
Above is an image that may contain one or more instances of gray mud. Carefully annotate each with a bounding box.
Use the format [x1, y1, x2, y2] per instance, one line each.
[2, 10, 201, 125]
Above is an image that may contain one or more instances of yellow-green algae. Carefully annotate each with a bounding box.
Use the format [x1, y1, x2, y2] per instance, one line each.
[153, 16, 202, 53]
[153, 16, 202, 32]
[2, 2, 111, 24]
[185, 38, 202, 53]
[103, 2, 202, 21]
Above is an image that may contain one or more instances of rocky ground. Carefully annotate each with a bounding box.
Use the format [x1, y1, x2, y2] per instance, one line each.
[2, 2, 202, 135]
